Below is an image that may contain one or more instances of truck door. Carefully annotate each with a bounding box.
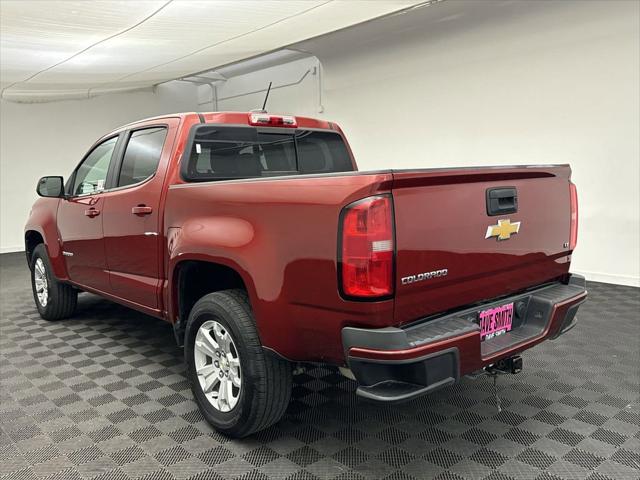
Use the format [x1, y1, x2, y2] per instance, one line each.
[101, 120, 178, 311]
[57, 135, 121, 292]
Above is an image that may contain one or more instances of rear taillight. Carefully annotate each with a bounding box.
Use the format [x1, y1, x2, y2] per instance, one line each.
[339, 195, 394, 299]
[569, 182, 578, 250]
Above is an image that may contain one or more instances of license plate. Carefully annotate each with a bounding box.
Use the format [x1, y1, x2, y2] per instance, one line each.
[479, 302, 514, 341]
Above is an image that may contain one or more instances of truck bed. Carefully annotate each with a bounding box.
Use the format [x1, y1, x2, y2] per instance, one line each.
[165, 165, 574, 364]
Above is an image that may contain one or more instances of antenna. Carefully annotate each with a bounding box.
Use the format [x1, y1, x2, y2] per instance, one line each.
[261, 82, 272, 112]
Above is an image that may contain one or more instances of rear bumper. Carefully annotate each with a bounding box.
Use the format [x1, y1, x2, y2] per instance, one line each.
[342, 275, 588, 402]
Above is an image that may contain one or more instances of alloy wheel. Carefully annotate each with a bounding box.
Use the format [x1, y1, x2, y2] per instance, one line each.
[193, 320, 242, 412]
[33, 258, 48, 307]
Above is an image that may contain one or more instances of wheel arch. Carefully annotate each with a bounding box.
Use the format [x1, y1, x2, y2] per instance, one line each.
[25, 230, 45, 266]
[169, 256, 259, 347]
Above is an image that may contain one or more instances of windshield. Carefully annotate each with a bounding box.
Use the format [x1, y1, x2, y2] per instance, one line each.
[182, 126, 354, 181]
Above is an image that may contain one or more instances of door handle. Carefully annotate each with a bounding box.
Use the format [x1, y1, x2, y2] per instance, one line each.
[132, 205, 153, 215]
[84, 208, 100, 217]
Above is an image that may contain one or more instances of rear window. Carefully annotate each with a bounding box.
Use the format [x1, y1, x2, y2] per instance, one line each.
[182, 126, 353, 181]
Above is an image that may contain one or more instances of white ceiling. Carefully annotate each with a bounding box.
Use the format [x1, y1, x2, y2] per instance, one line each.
[0, 0, 424, 102]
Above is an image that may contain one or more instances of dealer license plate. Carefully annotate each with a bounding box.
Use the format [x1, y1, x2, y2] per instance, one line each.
[479, 302, 514, 341]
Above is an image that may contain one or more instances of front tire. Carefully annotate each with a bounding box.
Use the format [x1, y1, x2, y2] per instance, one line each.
[185, 290, 292, 438]
[30, 244, 77, 321]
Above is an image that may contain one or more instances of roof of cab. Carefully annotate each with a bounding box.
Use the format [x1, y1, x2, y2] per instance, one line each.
[120, 111, 334, 131]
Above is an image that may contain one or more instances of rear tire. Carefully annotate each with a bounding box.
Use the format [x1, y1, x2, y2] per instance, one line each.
[185, 289, 292, 438]
[30, 244, 77, 321]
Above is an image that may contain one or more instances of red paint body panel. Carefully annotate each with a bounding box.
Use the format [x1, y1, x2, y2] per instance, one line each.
[25, 111, 580, 369]
[391, 167, 572, 326]
[164, 172, 395, 363]
[102, 118, 180, 308]
[24, 197, 68, 279]
[56, 194, 110, 291]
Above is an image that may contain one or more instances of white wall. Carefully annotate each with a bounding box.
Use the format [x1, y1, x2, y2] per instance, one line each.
[209, 57, 322, 116]
[212, 0, 640, 286]
[0, 81, 198, 253]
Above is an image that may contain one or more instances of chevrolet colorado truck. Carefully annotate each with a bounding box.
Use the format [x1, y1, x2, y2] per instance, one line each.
[25, 111, 587, 437]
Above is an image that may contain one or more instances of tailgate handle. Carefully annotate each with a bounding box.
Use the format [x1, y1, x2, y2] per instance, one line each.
[486, 187, 517, 216]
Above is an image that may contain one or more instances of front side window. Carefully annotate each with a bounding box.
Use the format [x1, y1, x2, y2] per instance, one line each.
[184, 126, 353, 181]
[72, 136, 118, 196]
[117, 127, 167, 187]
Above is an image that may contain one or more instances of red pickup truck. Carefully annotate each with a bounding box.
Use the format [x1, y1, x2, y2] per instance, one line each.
[25, 111, 587, 437]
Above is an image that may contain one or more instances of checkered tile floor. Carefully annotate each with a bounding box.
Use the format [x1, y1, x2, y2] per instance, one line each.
[1, 252, 639, 480]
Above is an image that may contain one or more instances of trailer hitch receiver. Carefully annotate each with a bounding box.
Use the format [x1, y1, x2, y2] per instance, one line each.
[487, 355, 523, 375]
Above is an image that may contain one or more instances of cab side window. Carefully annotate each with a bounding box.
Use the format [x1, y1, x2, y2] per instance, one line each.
[72, 136, 118, 196]
[117, 127, 167, 188]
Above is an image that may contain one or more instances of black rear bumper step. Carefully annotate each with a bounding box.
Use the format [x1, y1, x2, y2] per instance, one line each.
[357, 377, 455, 403]
[342, 274, 587, 403]
[349, 348, 460, 403]
[480, 278, 586, 356]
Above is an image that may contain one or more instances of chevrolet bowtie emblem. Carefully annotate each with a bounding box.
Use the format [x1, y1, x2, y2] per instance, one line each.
[485, 219, 521, 241]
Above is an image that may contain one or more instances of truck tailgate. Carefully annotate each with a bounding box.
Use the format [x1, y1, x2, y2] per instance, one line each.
[392, 166, 573, 325]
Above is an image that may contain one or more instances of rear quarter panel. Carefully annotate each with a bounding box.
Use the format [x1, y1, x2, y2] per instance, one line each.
[164, 172, 394, 364]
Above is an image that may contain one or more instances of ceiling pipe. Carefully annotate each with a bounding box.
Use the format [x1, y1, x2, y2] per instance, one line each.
[215, 67, 312, 103]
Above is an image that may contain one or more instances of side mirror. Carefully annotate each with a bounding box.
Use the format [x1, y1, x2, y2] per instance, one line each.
[36, 176, 65, 198]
